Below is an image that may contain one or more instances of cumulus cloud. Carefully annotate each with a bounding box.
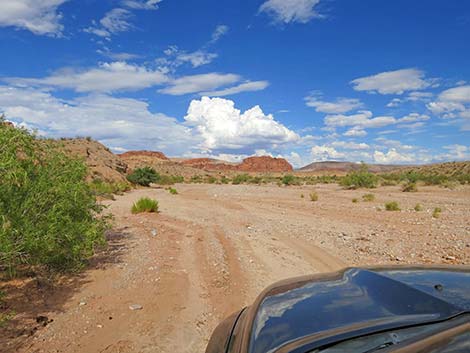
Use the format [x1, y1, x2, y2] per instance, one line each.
[183, 97, 299, 152]
[373, 148, 416, 164]
[200, 81, 269, 97]
[6, 62, 168, 93]
[427, 85, 470, 121]
[398, 113, 430, 123]
[0, 0, 67, 36]
[305, 93, 363, 114]
[84, 8, 133, 38]
[351, 68, 434, 95]
[331, 141, 370, 150]
[310, 145, 345, 161]
[0, 85, 195, 155]
[259, 0, 323, 24]
[343, 127, 367, 137]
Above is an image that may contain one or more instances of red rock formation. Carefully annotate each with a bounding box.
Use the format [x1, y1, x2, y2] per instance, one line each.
[119, 150, 169, 160]
[238, 156, 293, 173]
[181, 156, 293, 173]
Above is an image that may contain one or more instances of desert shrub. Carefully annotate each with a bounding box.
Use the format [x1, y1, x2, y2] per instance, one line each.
[220, 176, 230, 184]
[168, 187, 178, 195]
[282, 174, 301, 186]
[190, 175, 203, 183]
[362, 193, 375, 202]
[158, 174, 183, 185]
[309, 192, 318, 202]
[300, 194, 304, 199]
[414, 203, 423, 211]
[89, 180, 131, 199]
[385, 201, 400, 211]
[232, 174, 251, 185]
[205, 176, 217, 184]
[352, 198, 358, 203]
[432, 207, 442, 218]
[127, 167, 159, 186]
[249, 176, 263, 184]
[402, 181, 418, 192]
[340, 163, 378, 189]
[131, 197, 159, 214]
[380, 179, 398, 186]
[0, 120, 108, 275]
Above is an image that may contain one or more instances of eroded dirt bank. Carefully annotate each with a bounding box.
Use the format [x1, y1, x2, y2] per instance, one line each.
[6, 184, 470, 353]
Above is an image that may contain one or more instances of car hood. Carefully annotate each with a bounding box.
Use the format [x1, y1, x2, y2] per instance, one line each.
[243, 266, 470, 353]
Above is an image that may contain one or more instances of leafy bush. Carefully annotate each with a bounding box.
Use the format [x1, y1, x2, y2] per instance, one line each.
[340, 163, 378, 189]
[432, 207, 442, 218]
[232, 174, 251, 185]
[131, 197, 159, 214]
[309, 192, 318, 201]
[89, 180, 131, 199]
[127, 167, 159, 186]
[282, 174, 301, 186]
[205, 176, 217, 184]
[168, 187, 178, 195]
[414, 203, 423, 212]
[220, 176, 230, 184]
[385, 201, 400, 211]
[352, 198, 358, 203]
[190, 175, 203, 183]
[402, 181, 418, 192]
[362, 193, 375, 202]
[0, 120, 108, 275]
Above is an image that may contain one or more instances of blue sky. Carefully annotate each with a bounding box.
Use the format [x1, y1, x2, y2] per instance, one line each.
[0, 0, 469, 167]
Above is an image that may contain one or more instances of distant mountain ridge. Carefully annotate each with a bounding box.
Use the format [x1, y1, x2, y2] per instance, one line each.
[297, 161, 410, 173]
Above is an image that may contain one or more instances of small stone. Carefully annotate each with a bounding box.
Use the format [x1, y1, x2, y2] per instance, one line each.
[79, 301, 87, 306]
[129, 304, 143, 311]
[445, 255, 456, 261]
[97, 324, 103, 328]
[151, 229, 157, 237]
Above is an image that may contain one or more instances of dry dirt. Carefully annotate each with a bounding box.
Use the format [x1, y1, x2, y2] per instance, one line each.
[3, 183, 470, 353]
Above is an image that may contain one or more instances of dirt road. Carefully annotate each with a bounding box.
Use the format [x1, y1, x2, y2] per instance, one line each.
[10, 184, 470, 353]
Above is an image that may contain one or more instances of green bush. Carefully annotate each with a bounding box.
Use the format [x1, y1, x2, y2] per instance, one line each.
[282, 174, 301, 186]
[432, 207, 442, 218]
[402, 182, 418, 192]
[352, 198, 358, 203]
[168, 187, 178, 195]
[0, 120, 108, 275]
[309, 192, 318, 202]
[127, 167, 159, 186]
[362, 193, 375, 202]
[89, 180, 131, 199]
[385, 201, 400, 211]
[414, 203, 423, 212]
[131, 197, 159, 214]
[232, 174, 251, 185]
[340, 163, 378, 189]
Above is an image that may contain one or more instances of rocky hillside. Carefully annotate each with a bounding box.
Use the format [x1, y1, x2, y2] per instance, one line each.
[181, 156, 293, 173]
[397, 161, 470, 177]
[57, 139, 128, 182]
[119, 150, 170, 171]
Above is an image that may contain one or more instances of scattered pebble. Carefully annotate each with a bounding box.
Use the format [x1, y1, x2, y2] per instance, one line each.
[129, 304, 143, 311]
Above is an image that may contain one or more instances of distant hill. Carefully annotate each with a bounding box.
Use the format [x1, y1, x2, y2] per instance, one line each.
[297, 161, 407, 174]
[396, 161, 470, 177]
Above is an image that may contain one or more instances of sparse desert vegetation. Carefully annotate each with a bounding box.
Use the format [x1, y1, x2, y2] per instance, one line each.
[309, 192, 318, 201]
[385, 201, 401, 211]
[131, 197, 159, 214]
[362, 193, 375, 202]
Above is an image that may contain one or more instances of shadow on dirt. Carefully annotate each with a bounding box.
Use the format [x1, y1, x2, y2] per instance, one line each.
[0, 228, 130, 353]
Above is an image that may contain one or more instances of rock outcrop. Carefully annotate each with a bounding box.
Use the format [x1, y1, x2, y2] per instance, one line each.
[181, 156, 293, 173]
[119, 150, 169, 161]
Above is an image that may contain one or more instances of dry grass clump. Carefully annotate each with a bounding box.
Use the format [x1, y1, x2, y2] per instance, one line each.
[385, 201, 400, 211]
[131, 197, 159, 214]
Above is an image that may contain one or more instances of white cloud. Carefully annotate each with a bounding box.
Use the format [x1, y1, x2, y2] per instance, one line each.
[343, 127, 367, 137]
[183, 96, 299, 152]
[7, 62, 168, 93]
[122, 0, 163, 10]
[200, 81, 269, 97]
[175, 50, 218, 68]
[210, 25, 229, 43]
[0, 85, 195, 155]
[427, 85, 470, 121]
[398, 113, 430, 123]
[310, 145, 345, 161]
[331, 141, 370, 150]
[0, 0, 67, 36]
[387, 91, 433, 107]
[437, 145, 470, 161]
[324, 110, 396, 129]
[305, 93, 363, 113]
[373, 148, 415, 164]
[96, 48, 141, 61]
[259, 0, 323, 24]
[351, 68, 433, 95]
[159, 73, 240, 95]
[438, 85, 470, 103]
[84, 8, 133, 38]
